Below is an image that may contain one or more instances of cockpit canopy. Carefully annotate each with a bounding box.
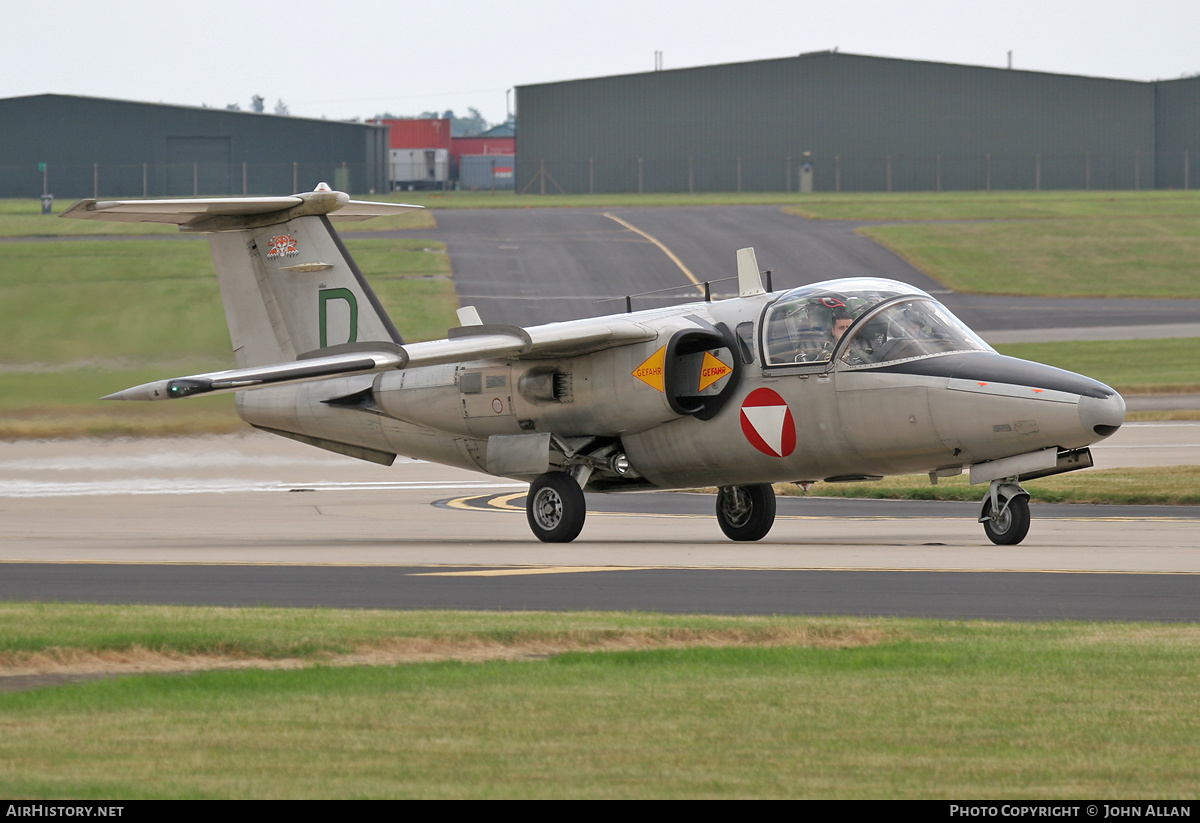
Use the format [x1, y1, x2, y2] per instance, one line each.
[761, 278, 992, 368]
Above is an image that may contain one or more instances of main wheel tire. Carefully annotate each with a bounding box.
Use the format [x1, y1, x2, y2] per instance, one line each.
[981, 494, 1031, 545]
[715, 484, 777, 542]
[526, 472, 586, 543]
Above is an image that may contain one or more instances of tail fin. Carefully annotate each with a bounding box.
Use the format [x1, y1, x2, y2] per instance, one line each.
[208, 210, 403, 367]
[61, 186, 420, 367]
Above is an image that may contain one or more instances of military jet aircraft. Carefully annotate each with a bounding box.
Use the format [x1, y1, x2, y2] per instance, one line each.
[63, 186, 1126, 545]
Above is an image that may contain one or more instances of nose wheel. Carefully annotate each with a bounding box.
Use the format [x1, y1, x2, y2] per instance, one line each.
[526, 471, 587, 543]
[979, 480, 1031, 545]
[716, 484, 777, 541]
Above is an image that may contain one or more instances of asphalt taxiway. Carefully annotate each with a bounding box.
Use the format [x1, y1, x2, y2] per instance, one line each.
[1, 430, 1197, 619]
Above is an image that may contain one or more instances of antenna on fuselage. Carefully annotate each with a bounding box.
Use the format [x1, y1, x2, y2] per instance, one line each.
[737, 248, 766, 296]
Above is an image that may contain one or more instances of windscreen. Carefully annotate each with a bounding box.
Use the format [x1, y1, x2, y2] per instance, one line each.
[761, 280, 990, 367]
[836, 298, 991, 366]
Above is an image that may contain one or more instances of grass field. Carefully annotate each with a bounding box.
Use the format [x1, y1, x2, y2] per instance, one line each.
[2, 605, 1198, 799]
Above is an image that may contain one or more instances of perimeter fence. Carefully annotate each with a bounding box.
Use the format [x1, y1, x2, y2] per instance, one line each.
[1, 161, 373, 200]
[518, 151, 1198, 195]
[7, 150, 1198, 199]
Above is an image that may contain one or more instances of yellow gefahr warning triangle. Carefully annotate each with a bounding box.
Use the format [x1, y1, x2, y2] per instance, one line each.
[632, 346, 667, 392]
[698, 352, 733, 392]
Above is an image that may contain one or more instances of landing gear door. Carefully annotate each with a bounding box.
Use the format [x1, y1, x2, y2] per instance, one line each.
[663, 327, 741, 421]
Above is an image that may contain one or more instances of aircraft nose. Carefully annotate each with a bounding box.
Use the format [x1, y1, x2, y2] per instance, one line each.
[1078, 390, 1125, 439]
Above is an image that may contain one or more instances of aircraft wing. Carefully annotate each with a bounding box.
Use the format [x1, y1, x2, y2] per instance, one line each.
[104, 317, 657, 401]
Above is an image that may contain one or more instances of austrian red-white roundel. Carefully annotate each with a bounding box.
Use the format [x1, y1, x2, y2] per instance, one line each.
[739, 388, 796, 457]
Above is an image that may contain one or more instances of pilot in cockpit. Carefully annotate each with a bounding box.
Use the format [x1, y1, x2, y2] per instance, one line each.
[830, 308, 853, 344]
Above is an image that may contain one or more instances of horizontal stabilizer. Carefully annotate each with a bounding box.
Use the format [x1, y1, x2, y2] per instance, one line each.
[103, 349, 408, 401]
[61, 187, 420, 231]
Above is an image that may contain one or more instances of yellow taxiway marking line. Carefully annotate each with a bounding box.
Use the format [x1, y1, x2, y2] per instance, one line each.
[442, 492, 526, 511]
[409, 566, 645, 577]
[603, 212, 705, 294]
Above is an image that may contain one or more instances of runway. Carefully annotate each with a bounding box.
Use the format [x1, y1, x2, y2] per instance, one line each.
[1, 430, 1197, 619]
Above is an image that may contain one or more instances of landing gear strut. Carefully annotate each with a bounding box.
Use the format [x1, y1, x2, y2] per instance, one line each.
[526, 471, 586, 543]
[979, 478, 1031, 545]
[715, 484, 777, 541]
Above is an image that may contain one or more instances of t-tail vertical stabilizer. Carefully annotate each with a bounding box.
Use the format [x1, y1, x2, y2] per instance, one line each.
[61, 184, 420, 367]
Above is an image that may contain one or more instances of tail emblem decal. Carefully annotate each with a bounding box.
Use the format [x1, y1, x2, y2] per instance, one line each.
[266, 234, 299, 259]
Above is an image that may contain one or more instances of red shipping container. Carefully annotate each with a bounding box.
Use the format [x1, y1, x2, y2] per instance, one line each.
[371, 118, 452, 150]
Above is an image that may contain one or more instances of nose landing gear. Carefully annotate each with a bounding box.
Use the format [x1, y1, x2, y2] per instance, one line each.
[979, 478, 1031, 545]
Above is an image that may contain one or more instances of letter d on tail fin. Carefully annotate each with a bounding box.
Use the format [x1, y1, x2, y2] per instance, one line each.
[319, 288, 359, 348]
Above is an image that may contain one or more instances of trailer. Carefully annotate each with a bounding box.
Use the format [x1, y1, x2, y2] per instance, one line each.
[459, 154, 515, 190]
[389, 148, 448, 190]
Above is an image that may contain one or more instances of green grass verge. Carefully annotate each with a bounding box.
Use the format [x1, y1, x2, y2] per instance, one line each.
[784, 190, 1200, 221]
[1, 605, 1198, 798]
[793, 466, 1200, 506]
[0, 369, 244, 438]
[862, 218, 1200, 299]
[781, 190, 1200, 299]
[0, 604, 864, 657]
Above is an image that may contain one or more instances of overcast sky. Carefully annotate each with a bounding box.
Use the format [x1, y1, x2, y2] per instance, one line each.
[5, 0, 1199, 126]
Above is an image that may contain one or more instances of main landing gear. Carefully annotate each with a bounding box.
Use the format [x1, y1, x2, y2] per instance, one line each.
[526, 471, 587, 543]
[715, 484, 777, 541]
[525, 474, 780, 544]
[979, 478, 1031, 545]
